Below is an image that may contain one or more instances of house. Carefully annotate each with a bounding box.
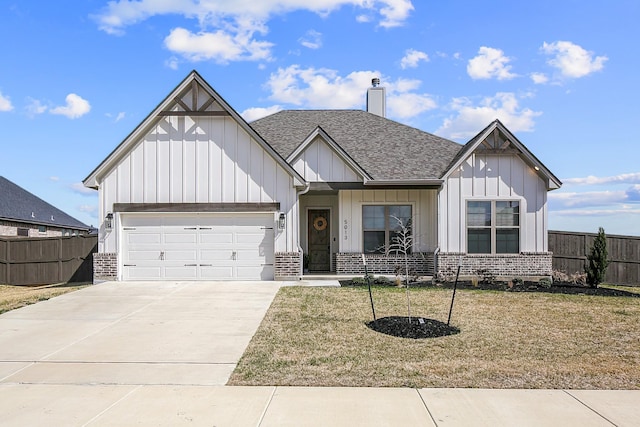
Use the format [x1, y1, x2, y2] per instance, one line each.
[0, 176, 91, 238]
[84, 71, 561, 283]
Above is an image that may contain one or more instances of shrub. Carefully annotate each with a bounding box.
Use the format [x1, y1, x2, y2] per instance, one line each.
[474, 268, 496, 285]
[585, 227, 609, 288]
[539, 278, 552, 289]
[552, 270, 569, 283]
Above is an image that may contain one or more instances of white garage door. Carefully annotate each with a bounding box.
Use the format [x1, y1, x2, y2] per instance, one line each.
[121, 213, 275, 280]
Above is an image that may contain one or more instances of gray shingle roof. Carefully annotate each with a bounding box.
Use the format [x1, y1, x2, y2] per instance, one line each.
[0, 176, 90, 230]
[250, 110, 463, 180]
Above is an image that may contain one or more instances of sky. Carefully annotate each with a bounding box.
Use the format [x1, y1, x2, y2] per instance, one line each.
[1, 1, 639, 236]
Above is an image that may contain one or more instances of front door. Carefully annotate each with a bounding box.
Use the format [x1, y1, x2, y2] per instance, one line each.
[308, 209, 330, 272]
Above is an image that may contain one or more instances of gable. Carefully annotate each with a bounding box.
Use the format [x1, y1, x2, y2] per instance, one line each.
[84, 71, 304, 190]
[288, 128, 368, 183]
[251, 110, 462, 181]
[443, 120, 561, 190]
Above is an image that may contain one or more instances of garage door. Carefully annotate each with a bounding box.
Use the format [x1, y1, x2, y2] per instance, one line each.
[121, 213, 275, 280]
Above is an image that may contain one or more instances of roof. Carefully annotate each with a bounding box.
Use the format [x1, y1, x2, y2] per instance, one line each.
[250, 110, 463, 181]
[0, 176, 90, 230]
[84, 70, 304, 189]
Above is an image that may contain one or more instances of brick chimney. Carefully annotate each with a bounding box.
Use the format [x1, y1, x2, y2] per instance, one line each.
[366, 78, 386, 118]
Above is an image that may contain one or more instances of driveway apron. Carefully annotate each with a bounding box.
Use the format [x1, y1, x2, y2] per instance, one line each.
[0, 281, 281, 387]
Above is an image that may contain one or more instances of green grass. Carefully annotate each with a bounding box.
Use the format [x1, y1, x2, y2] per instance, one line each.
[229, 286, 640, 389]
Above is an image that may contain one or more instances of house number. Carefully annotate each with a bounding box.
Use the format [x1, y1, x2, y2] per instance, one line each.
[343, 220, 348, 240]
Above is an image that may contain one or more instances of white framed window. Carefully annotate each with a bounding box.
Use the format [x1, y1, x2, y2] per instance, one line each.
[467, 200, 520, 254]
[363, 205, 412, 254]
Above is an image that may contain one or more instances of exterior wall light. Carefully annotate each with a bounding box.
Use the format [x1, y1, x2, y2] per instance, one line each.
[105, 212, 114, 231]
[278, 213, 286, 229]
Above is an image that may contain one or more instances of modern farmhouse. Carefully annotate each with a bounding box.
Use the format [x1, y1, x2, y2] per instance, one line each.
[84, 71, 561, 283]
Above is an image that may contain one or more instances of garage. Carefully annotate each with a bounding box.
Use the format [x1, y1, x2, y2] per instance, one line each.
[121, 213, 275, 280]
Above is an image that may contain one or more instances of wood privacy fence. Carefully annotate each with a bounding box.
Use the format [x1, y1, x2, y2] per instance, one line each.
[0, 235, 97, 286]
[549, 230, 640, 285]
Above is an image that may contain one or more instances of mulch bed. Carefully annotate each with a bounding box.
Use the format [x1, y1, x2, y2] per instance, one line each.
[366, 316, 460, 339]
[341, 280, 640, 298]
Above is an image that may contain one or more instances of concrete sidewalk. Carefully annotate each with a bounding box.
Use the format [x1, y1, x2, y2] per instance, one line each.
[0, 281, 638, 426]
[0, 384, 637, 426]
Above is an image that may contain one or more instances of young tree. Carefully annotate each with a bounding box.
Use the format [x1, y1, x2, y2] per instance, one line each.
[387, 216, 414, 322]
[586, 227, 609, 288]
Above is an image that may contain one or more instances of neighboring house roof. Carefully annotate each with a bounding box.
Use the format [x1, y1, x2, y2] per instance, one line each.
[444, 119, 562, 190]
[0, 176, 90, 230]
[84, 70, 305, 189]
[250, 110, 463, 181]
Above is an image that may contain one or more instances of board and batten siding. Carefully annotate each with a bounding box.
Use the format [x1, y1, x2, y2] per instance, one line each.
[339, 189, 438, 253]
[99, 115, 298, 253]
[438, 153, 548, 253]
[292, 136, 361, 182]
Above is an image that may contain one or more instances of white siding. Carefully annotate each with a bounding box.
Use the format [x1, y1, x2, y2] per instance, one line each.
[338, 189, 438, 253]
[292, 137, 361, 182]
[438, 153, 548, 252]
[99, 115, 298, 255]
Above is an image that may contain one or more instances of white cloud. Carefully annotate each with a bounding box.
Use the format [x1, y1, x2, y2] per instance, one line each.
[106, 111, 126, 122]
[541, 41, 607, 78]
[552, 208, 640, 217]
[25, 98, 47, 117]
[549, 190, 628, 208]
[165, 56, 179, 70]
[94, 1, 414, 63]
[563, 172, 640, 186]
[400, 49, 429, 69]
[164, 27, 273, 63]
[78, 204, 99, 218]
[264, 65, 436, 118]
[436, 92, 541, 140]
[530, 72, 548, 84]
[467, 47, 516, 80]
[0, 91, 13, 111]
[299, 30, 322, 49]
[49, 176, 60, 182]
[242, 105, 283, 122]
[70, 182, 96, 195]
[50, 94, 91, 119]
[387, 92, 436, 119]
[94, 1, 414, 34]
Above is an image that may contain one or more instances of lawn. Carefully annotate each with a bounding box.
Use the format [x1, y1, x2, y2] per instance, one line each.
[0, 283, 89, 315]
[228, 285, 640, 389]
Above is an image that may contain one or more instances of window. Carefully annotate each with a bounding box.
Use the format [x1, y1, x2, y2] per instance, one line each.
[363, 205, 412, 254]
[38, 225, 47, 234]
[17, 228, 29, 237]
[467, 201, 519, 254]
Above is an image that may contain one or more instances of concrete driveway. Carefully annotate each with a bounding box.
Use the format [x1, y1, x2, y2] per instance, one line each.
[0, 281, 281, 387]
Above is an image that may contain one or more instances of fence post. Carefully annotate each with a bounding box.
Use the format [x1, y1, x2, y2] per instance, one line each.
[58, 236, 63, 283]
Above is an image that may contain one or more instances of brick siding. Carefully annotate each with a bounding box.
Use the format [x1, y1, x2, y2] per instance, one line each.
[336, 252, 434, 276]
[93, 252, 117, 283]
[0, 220, 85, 238]
[436, 252, 552, 280]
[275, 252, 301, 280]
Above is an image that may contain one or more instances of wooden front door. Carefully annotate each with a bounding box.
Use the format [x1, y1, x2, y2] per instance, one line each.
[308, 209, 330, 272]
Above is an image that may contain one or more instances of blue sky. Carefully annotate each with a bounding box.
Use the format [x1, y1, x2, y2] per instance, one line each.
[1, 1, 639, 235]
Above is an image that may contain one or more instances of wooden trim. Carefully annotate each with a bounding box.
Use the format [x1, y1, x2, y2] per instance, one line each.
[113, 202, 281, 213]
[198, 96, 216, 112]
[173, 97, 190, 111]
[157, 111, 230, 117]
[308, 182, 441, 191]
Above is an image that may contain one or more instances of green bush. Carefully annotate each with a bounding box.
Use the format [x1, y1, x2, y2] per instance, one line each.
[586, 227, 609, 288]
